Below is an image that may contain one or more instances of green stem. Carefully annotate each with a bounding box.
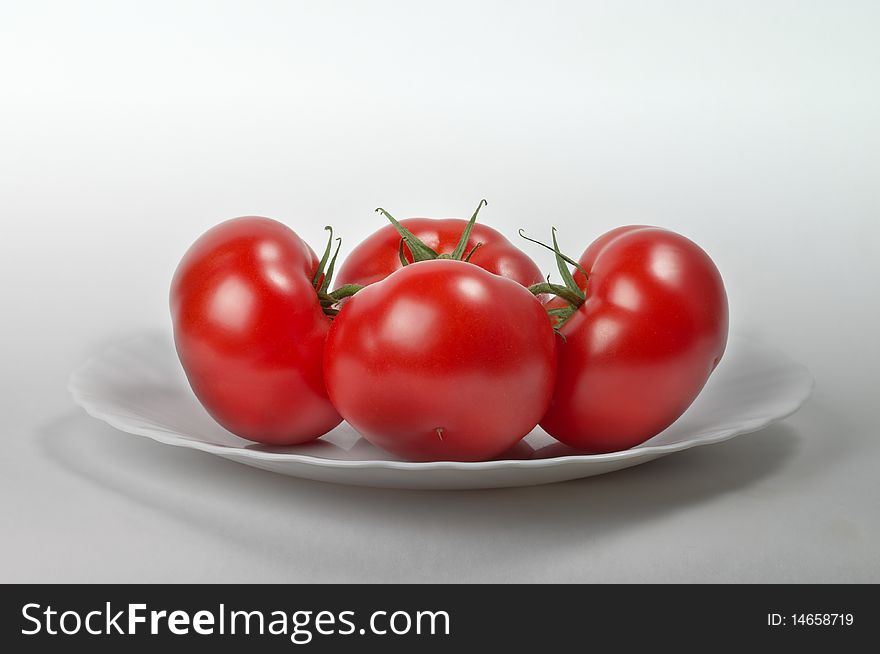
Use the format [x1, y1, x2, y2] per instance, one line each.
[311, 226, 334, 289]
[327, 284, 364, 302]
[309, 226, 364, 314]
[463, 241, 483, 262]
[376, 200, 490, 263]
[397, 238, 409, 266]
[375, 208, 439, 262]
[518, 228, 590, 291]
[527, 282, 585, 308]
[319, 237, 343, 295]
[449, 199, 487, 260]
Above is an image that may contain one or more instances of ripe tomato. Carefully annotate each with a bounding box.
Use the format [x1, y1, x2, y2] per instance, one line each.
[334, 201, 544, 290]
[324, 259, 557, 462]
[170, 217, 343, 445]
[536, 226, 728, 453]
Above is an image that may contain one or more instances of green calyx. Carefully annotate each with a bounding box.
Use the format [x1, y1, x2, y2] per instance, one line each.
[520, 227, 590, 330]
[312, 226, 364, 317]
[376, 199, 488, 266]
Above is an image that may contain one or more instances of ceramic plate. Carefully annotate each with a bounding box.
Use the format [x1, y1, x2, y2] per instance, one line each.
[68, 333, 812, 489]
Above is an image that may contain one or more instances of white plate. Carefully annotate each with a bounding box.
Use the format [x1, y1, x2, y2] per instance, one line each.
[68, 334, 813, 490]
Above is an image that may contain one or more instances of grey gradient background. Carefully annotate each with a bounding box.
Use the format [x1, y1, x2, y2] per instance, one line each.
[1, 0, 878, 582]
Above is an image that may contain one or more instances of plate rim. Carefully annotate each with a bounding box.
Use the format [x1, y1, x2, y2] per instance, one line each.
[68, 334, 815, 473]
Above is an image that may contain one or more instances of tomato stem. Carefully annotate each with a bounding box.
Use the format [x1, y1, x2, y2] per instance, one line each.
[311, 226, 334, 289]
[449, 199, 488, 260]
[376, 200, 489, 264]
[327, 284, 364, 302]
[319, 237, 343, 295]
[518, 228, 589, 291]
[520, 228, 593, 331]
[375, 207, 439, 262]
[397, 238, 409, 266]
[463, 241, 483, 262]
[527, 282, 585, 308]
[311, 226, 364, 316]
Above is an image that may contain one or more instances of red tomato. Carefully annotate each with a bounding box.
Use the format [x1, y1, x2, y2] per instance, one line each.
[324, 259, 557, 462]
[539, 226, 728, 453]
[335, 211, 544, 290]
[170, 217, 342, 444]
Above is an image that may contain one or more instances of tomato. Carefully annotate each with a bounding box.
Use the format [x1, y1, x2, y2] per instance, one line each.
[334, 201, 544, 290]
[535, 226, 728, 453]
[324, 259, 557, 462]
[170, 217, 343, 445]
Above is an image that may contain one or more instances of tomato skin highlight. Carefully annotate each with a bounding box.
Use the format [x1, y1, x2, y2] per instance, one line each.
[170, 217, 342, 445]
[334, 218, 544, 290]
[324, 260, 557, 462]
[541, 226, 729, 453]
